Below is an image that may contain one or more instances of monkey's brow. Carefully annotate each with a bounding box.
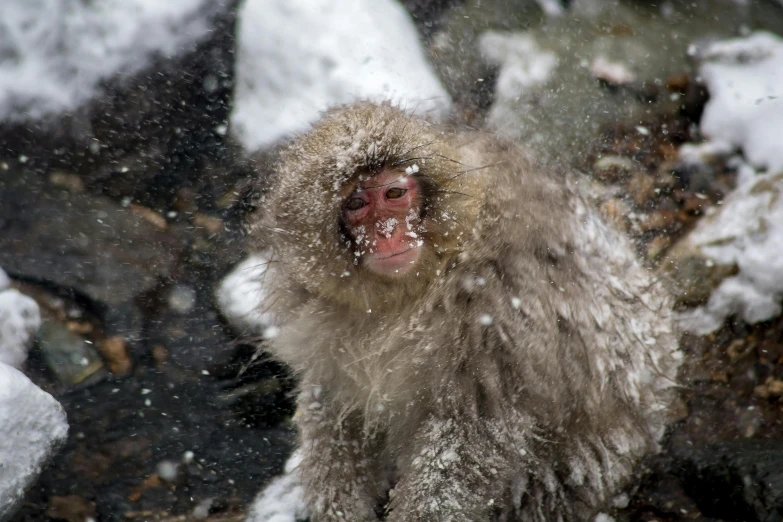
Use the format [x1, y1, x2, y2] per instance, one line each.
[360, 179, 408, 189]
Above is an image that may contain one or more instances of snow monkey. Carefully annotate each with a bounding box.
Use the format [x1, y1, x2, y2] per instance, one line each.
[250, 102, 681, 522]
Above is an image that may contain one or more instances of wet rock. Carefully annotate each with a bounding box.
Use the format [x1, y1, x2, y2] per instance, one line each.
[98, 336, 132, 376]
[0, 170, 183, 339]
[672, 441, 783, 522]
[36, 320, 105, 387]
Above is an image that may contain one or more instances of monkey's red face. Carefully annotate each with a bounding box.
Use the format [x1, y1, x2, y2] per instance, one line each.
[343, 170, 424, 277]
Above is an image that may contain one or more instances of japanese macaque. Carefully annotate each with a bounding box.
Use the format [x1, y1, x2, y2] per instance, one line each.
[249, 102, 681, 522]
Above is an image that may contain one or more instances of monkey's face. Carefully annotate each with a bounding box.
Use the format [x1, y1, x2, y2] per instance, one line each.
[342, 169, 425, 278]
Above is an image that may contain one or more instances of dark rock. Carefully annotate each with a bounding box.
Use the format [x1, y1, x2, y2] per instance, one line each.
[0, 170, 183, 339]
[672, 441, 783, 522]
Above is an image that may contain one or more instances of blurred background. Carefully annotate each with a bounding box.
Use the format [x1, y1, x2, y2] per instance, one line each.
[1, 1, 783, 521]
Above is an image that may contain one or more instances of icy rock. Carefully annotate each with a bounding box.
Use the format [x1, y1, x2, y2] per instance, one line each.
[216, 253, 277, 335]
[0, 363, 68, 520]
[0, 0, 218, 121]
[245, 451, 309, 522]
[230, 0, 451, 152]
[0, 269, 41, 369]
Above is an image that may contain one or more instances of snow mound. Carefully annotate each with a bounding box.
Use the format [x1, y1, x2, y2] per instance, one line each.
[678, 166, 783, 334]
[677, 32, 783, 334]
[216, 253, 277, 335]
[0, 0, 217, 121]
[230, 0, 452, 152]
[0, 363, 68, 520]
[246, 451, 308, 522]
[697, 31, 783, 175]
[0, 268, 41, 369]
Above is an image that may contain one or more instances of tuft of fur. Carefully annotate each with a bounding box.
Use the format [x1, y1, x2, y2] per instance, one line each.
[249, 102, 682, 522]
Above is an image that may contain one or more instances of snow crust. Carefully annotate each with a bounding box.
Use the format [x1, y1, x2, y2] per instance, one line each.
[245, 451, 309, 522]
[216, 253, 276, 335]
[230, 0, 452, 152]
[0, 0, 216, 121]
[0, 268, 41, 369]
[677, 32, 783, 334]
[0, 364, 68, 520]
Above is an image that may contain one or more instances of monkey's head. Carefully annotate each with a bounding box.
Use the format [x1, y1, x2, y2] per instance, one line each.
[256, 102, 486, 310]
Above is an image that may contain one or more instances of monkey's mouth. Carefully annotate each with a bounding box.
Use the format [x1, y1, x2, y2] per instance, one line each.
[376, 247, 414, 260]
[365, 245, 421, 276]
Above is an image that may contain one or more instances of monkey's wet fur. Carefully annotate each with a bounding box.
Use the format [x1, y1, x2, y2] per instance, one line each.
[249, 102, 681, 521]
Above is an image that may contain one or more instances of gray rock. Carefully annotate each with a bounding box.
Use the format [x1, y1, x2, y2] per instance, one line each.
[0, 170, 183, 340]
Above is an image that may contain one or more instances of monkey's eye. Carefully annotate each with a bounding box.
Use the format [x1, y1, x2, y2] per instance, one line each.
[386, 187, 407, 199]
[345, 197, 367, 211]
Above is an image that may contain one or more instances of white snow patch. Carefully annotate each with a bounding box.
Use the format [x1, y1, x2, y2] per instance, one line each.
[245, 451, 309, 522]
[697, 31, 783, 175]
[231, 0, 451, 152]
[0, 269, 41, 369]
[479, 31, 558, 99]
[676, 32, 783, 334]
[0, 363, 68, 520]
[0, 0, 217, 121]
[216, 253, 277, 334]
[589, 56, 635, 85]
[535, 0, 565, 17]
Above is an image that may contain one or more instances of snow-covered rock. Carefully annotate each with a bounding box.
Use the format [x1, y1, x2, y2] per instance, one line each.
[216, 252, 277, 335]
[0, 0, 219, 121]
[676, 166, 783, 335]
[0, 269, 41, 369]
[245, 451, 308, 522]
[0, 363, 68, 520]
[696, 31, 783, 176]
[672, 32, 783, 334]
[230, 0, 451, 152]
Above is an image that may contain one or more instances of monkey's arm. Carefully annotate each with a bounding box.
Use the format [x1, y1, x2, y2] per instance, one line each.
[386, 412, 524, 522]
[295, 386, 382, 522]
